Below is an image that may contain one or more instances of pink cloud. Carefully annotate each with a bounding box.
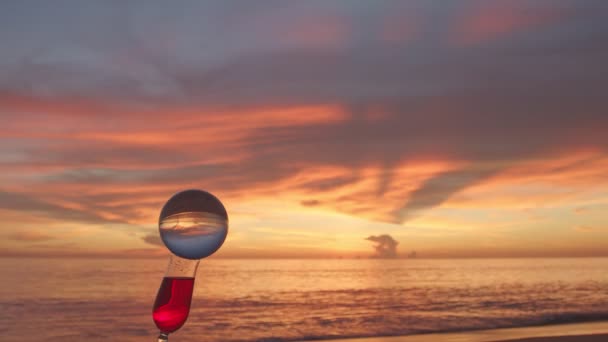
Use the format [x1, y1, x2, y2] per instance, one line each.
[454, 1, 566, 45]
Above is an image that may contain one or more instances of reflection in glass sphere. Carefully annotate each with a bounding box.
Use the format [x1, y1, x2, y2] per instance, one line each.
[159, 190, 228, 260]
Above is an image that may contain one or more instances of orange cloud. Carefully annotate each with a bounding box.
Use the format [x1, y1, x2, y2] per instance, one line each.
[574, 225, 595, 232]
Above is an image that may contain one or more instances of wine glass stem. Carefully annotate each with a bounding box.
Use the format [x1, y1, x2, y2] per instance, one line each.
[158, 332, 169, 341]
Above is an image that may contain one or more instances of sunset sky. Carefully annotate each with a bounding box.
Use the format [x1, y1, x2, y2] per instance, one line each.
[1, 0, 607, 258]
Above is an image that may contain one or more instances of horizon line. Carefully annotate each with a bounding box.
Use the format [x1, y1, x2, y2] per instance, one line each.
[2, 254, 608, 260]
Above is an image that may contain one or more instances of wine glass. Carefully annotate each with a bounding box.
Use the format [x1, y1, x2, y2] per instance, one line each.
[152, 190, 228, 341]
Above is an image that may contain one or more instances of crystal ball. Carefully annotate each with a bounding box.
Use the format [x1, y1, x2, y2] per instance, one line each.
[158, 189, 228, 260]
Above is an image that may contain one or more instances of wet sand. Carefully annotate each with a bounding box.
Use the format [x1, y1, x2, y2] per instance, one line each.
[494, 334, 608, 342]
[314, 321, 608, 342]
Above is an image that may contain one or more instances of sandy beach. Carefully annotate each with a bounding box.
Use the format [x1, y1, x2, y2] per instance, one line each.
[317, 321, 608, 342]
[495, 334, 608, 342]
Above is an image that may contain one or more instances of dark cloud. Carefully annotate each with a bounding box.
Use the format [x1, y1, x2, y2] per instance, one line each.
[392, 166, 499, 223]
[9, 231, 55, 242]
[142, 234, 164, 247]
[366, 234, 399, 258]
[1, 1, 606, 107]
[300, 176, 359, 193]
[0, 191, 111, 224]
[300, 199, 321, 207]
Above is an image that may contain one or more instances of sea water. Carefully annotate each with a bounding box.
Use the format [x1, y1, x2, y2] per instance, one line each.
[2, 258, 608, 341]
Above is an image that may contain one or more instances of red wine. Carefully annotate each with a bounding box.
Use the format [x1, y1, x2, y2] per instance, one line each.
[152, 277, 195, 333]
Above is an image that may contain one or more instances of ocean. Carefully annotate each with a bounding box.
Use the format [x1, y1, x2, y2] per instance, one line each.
[1, 257, 607, 341]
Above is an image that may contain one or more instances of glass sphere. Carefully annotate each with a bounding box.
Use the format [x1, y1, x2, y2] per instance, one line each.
[158, 189, 228, 260]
